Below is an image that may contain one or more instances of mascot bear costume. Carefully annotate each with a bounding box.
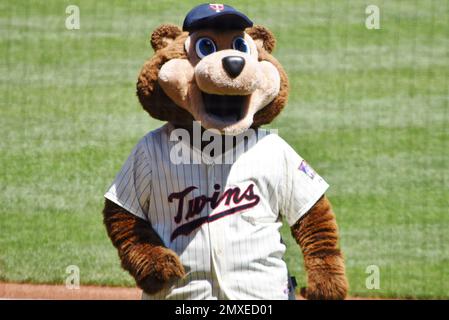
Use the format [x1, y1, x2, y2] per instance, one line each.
[103, 3, 348, 300]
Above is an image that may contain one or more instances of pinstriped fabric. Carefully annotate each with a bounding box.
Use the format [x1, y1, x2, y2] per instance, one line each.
[104, 123, 329, 300]
[104, 141, 152, 221]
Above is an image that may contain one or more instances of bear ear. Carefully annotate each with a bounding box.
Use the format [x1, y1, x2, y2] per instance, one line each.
[150, 24, 183, 51]
[245, 25, 276, 53]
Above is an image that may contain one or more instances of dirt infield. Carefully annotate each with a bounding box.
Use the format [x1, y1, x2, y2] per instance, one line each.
[0, 283, 304, 300]
[0, 282, 377, 300]
[0, 282, 141, 300]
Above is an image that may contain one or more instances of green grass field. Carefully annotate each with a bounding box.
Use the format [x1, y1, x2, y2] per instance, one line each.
[1, 0, 448, 298]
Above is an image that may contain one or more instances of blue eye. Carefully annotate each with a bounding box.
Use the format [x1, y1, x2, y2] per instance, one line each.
[232, 37, 250, 54]
[195, 37, 216, 59]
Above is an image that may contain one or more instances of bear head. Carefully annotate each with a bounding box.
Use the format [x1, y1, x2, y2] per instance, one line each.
[136, 23, 289, 135]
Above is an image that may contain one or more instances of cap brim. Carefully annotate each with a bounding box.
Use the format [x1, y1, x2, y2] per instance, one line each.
[183, 12, 253, 32]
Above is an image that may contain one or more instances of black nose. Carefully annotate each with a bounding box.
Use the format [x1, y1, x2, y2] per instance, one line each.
[222, 56, 245, 78]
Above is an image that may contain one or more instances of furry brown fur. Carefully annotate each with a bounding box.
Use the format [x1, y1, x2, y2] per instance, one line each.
[150, 24, 183, 51]
[252, 40, 289, 128]
[246, 25, 276, 53]
[137, 27, 193, 126]
[290, 196, 348, 299]
[103, 199, 185, 294]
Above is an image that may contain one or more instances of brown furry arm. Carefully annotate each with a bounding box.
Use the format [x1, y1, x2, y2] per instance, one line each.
[290, 195, 348, 300]
[102, 199, 185, 294]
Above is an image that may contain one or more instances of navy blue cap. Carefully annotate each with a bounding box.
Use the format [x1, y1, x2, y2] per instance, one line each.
[183, 3, 253, 32]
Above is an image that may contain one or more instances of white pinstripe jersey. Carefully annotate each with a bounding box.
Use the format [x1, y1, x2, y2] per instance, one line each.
[104, 123, 329, 300]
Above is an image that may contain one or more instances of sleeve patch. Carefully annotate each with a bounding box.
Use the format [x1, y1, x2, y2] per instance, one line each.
[298, 160, 316, 179]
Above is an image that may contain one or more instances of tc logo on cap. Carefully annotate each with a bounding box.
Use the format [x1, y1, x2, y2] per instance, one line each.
[209, 3, 224, 12]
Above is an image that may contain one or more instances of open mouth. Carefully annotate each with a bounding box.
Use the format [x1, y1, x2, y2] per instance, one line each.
[202, 92, 249, 122]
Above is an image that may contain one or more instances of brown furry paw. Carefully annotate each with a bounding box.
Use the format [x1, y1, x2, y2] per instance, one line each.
[136, 247, 186, 295]
[301, 268, 348, 300]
